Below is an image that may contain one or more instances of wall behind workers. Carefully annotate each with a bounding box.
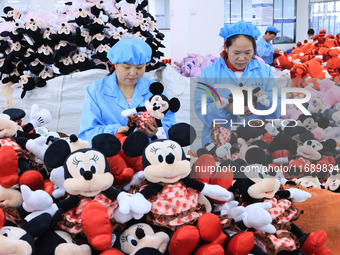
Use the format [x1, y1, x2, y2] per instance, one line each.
[169, 0, 225, 62]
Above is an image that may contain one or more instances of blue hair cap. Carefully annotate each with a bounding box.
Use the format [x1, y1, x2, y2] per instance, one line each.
[219, 21, 261, 41]
[107, 37, 152, 65]
[266, 26, 280, 34]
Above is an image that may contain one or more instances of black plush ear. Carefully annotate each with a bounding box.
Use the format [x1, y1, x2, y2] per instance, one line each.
[2, 108, 26, 121]
[91, 133, 121, 157]
[245, 147, 267, 165]
[44, 139, 71, 168]
[168, 123, 196, 147]
[149, 82, 164, 95]
[169, 97, 180, 113]
[122, 131, 149, 157]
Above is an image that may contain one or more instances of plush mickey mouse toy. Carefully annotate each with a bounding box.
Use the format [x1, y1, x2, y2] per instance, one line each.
[122, 123, 233, 231]
[43, 133, 152, 252]
[0, 207, 92, 255]
[121, 82, 180, 139]
[232, 146, 331, 255]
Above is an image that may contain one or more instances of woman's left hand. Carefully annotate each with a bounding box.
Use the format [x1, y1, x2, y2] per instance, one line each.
[142, 119, 158, 136]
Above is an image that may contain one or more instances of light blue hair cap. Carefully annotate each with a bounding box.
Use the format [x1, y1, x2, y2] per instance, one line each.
[219, 21, 261, 41]
[107, 37, 152, 65]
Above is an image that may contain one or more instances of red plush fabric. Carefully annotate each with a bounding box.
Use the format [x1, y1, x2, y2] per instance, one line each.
[0, 208, 5, 228]
[226, 232, 255, 255]
[0, 146, 19, 188]
[82, 201, 112, 251]
[100, 249, 124, 255]
[195, 244, 224, 255]
[194, 154, 233, 204]
[18, 170, 44, 191]
[168, 225, 200, 255]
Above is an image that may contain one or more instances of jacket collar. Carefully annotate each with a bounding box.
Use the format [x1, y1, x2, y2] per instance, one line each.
[103, 72, 150, 109]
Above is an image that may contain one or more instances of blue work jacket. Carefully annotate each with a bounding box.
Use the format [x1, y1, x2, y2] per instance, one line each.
[194, 57, 280, 146]
[256, 36, 275, 65]
[78, 72, 176, 143]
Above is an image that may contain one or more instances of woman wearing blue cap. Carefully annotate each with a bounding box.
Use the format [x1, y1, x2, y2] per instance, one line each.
[194, 21, 280, 146]
[256, 26, 281, 65]
[78, 37, 176, 142]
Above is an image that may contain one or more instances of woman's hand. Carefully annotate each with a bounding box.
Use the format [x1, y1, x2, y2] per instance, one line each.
[142, 119, 158, 136]
[117, 126, 129, 133]
[224, 103, 252, 117]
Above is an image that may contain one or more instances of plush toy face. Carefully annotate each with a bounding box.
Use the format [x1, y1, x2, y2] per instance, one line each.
[145, 95, 168, 119]
[0, 114, 18, 137]
[0, 226, 33, 255]
[332, 111, 340, 126]
[297, 140, 323, 160]
[243, 164, 280, 199]
[298, 116, 317, 131]
[120, 223, 169, 254]
[64, 149, 114, 197]
[296, 176, 321, 189]
[37, 44, 53, 57]
[143, 140, 189, 183]
[57, 23, 72, 35]
[43, 28, 56, 40]
[26, 19, 41, 32]
[308, 98, 325, 113]
[39, 68, 54, 80]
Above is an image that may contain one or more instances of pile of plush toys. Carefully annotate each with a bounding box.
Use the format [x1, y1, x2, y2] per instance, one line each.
[0, 76, 338, 255]
[273, 29, 340, 83]
[172, 53, 219, 78]
[0, 0, 166, 99]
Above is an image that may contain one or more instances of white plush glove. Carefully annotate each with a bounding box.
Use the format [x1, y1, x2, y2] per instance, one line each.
[272, 157, 289, 165]
[257, 95, 270, 107]
[21, 185, 58, 222]
[242, 202, 276, 233]
[117, 192, 151, 216]
[29, 104, 52, 128]
[287, 188, 312, 202]
[155, 126, 166, 139]
[201, 183, 233, 201]
[121, 108, 137, 117]
[21, 185, 54, 212]
[50, 167, 66, 199]
[215, 143, 232, 158]
[26, 136, 49, 161]
[214, 200, 244, 217]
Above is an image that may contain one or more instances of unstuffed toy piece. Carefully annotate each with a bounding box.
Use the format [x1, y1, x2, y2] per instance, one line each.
[122, 123, 234, 231]
[43, 133, 152, 252]
[121, 82, 180, 140]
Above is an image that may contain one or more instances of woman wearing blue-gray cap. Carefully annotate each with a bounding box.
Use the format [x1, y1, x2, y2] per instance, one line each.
[256, 26, 281, 65]
[194, 21, 280, 146]
[78, 37, 176, 142]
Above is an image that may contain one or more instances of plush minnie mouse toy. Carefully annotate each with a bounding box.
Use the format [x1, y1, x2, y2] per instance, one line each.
[121, 82, 180, 139]
[43, 133, 152, 252]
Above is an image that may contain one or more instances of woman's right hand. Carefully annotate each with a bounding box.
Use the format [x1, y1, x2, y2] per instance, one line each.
[224, 103, 252, 117]
[117, 126, 129, 133]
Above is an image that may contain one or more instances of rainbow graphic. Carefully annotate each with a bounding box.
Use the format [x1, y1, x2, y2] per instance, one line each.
[197, 82, 222, 106]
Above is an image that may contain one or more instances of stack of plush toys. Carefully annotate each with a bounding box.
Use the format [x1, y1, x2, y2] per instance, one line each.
[0, 0, 166, 99]
[273, 29, 340, 84]
[172, 53, 219, 78]
[1, 77, 339, 254]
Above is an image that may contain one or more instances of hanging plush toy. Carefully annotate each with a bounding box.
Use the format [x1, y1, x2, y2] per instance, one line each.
[43, 133, 152, 252]
[121, 82, 180, 139]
